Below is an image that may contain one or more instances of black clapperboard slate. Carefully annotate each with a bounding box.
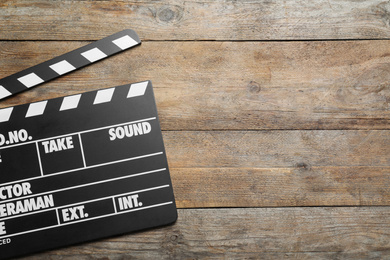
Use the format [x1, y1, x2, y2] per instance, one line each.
[0, 30, 177, 259]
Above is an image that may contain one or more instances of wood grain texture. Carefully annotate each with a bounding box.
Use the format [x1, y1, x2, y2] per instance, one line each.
[2, 1, 390, 259]
[0, 0, 390, 41]
[171, 167, 390, 208]
[1, 41, 389, 130]
[18, 208, 390, 259]
[164, 130, 390, 168]
[165, 130, 390, 207]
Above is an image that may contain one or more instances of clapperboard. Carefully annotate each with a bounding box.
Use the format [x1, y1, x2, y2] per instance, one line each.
[0, 29, 177, 259]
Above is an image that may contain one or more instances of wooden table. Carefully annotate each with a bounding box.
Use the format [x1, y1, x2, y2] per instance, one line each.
[0, 0, 389, 259]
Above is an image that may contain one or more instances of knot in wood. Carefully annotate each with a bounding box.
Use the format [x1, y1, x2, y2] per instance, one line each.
[170, 234, 178, 241]
[159, 8, 175, 22]
[295, 162, 312, 171]
[156, 6, 183, 24]
[247, 81, 261, 94]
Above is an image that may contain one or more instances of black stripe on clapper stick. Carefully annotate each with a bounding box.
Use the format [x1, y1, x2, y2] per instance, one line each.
[0, 29, 141, 100]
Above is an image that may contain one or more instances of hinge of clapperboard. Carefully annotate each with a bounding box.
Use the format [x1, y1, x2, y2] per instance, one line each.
[0, 29, 142, 163]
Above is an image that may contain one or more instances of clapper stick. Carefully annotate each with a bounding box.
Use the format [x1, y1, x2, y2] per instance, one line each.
[0, 29, 141, 100]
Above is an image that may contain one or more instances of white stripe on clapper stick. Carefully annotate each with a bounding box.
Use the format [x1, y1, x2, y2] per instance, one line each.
[81, 48, 107, 63]
[93, 88, 115, 104]
[112, 35, 138, 50]
[0, 107, 13, 123]
[49, 60, 76, 75]
[0, 86, 12, 99]
[26, 100, 48, 118]
[17, 73, 44, 88]
[60, 94, 81, 111]
[127, 81, 148, 98]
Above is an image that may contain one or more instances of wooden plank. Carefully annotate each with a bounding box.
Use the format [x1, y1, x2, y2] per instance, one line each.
[165, 130, 390, 207]
[0, 0, 389, 41]
[18, 208, 390, 259]
[1, 41, 389, 130]
[163, 130, 390, 168]
[166, 130, 390, 208]
[171, 167, 390, 208]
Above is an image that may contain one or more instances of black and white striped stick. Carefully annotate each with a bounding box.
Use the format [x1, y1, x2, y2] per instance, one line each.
[0, 81, 150, 124]
[0, 29, 141, 100]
